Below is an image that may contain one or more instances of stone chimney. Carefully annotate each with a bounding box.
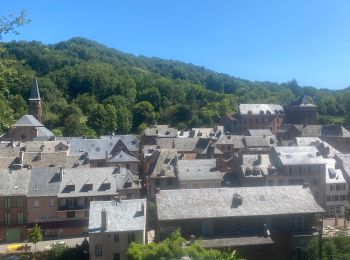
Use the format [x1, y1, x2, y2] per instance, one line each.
[101, 208, 108, 230]
[59, 167, 65, 181]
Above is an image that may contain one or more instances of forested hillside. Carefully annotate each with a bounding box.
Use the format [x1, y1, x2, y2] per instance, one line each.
[1, 37, 350, 136]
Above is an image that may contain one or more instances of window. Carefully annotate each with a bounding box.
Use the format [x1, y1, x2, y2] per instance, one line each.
[33, 200, 39, 208]
[113, 232, 119, 242]
[267, 180, 273, 186]
[40, 212, 46, 219]
[256, 118, 259, 124]
[327, 196, 332, 202]
[5, 197, 11, 208]
[49, 198, 55, 208]
[5, 213, 11, 225]
[84, 211, 89, 217]
[17, 212, 24, 224]
[308, 166, 311, 173]
[289, 167, 292, 175]
[330, 185, 334, 191]
[17, 197, 24, 208]
[166, 178, 173, 186]
[95, 244, 102, 257]
[67, 211, 75, 218]
[113, 253, 120, 260]
[202, 221, 213, 235]
[21, 134, 26, 140]
[333, 195, 340, 201]
[314, 191, 319, 200]
[312, 179, 318, 186]
[155, 179, 160, 187]
[298, 166, 302, 173]
[128, 232, 135, 244]
[336, 184, 343, 191]
[295, 215, 304, 228]
[340, 195, 347, 201]
[336, 207, 341, 214]
[126, 164, 130, 169]
[278, 179, 285, 185]
[257, 245, 263, 253]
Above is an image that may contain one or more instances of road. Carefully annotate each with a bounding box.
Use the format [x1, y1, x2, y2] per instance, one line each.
[0, 236, 88, 255]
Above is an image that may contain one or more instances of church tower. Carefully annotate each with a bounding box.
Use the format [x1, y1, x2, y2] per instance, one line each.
[28, 77, 43, 123]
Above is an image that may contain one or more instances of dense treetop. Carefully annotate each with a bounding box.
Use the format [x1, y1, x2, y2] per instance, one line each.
[1, 37, 350, 136]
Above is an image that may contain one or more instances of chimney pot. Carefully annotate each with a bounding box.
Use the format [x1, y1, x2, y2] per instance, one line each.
[101, 208, 108, 230]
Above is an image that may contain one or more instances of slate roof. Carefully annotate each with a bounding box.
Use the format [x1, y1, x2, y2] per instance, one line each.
[0, 169, 30, 196]
[155, 137, 210, 154]
[149, 149, 177, 178]
[216, 135, 245, 148]
[107, 150, 139, 163]
[67, 136, 139, 159]
[29, 77, 41, 100]
[202, 235, 274, 248]
[88, 199, 146, 233]
[144, 125, 178, 137]
[27, 168, 61, 197]
[248, 129, 273, 137]
[244, 136, 269, 147]
[324, 158, 346, 184]
[24, 141, 69, 152]
[335, 154, 350, 180]
[36, 127, 55, 137]
[239, 104, 283, 115]
[13, 115, 44, 127]
[156, 186, 324, 221]
[177, 159, 223, 182]
[289, 95, 316, 107]
[58, 167, 137, 198]
[273, 146, 326, 165]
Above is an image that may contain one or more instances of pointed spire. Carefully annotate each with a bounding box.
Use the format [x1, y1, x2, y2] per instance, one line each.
[29, 77, 41, 100]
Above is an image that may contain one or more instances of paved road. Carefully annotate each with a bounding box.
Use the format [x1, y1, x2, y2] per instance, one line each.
[0, 236, 88, 255]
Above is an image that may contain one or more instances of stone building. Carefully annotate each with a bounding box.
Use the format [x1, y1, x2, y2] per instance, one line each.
[285, 96, 317, 125]
[239, 104, 284, 135]
[89, 199, 146, 260]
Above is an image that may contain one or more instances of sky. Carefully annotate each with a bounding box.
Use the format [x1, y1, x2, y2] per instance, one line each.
[2, 0, 350, 90]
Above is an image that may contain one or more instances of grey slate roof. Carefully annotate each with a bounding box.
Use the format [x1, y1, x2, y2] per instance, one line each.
[155, 137, 210, 154]
[273, 146, 326, 165]
[0, 169, 30, 196]
[144, 125, 178, 137]
[248, 129, 273, 137]
[88, 199, 146, 233]
[177, 159, 223, 182]
[107, 150, 139, 163]
[239, 104, 283, 115]
[244, 136, 269, 147]
[13, 115, 44, 127]
[202, 235, 274, 248]
[58, 167, 135, 198]
[149, 149, 177, 178]
[36, 127, 55, 137]
[156, 186, 324, 221]
[29, 77, 41, 100]
[27, 168, 61, 197]
[67, 136, 139, 159]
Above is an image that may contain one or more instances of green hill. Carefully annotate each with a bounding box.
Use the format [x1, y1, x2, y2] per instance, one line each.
[1, 37, 349, 136]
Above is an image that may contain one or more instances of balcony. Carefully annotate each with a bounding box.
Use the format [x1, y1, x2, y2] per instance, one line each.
[58, 204, 89, 211]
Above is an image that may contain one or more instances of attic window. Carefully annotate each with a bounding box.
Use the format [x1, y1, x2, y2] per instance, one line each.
[124, 180, 132, 188]
[100, 178, 111, 191]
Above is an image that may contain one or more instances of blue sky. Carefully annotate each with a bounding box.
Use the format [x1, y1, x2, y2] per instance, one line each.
[2, 0, 350, 90]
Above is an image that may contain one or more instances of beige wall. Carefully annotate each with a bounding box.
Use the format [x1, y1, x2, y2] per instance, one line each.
[27, 196, 59, 223]
[90, 230, 145, 260]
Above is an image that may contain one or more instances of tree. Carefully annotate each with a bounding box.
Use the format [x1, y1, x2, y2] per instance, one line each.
[87, 104, 117, 135]
[28, 223, 42, 251]
[132, 101, 157, 130]
[127, 229, 237, 260]
[0, 11, 31, 39]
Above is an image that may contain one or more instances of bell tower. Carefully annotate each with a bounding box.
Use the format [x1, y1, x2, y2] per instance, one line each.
[28, 77, 43, 123]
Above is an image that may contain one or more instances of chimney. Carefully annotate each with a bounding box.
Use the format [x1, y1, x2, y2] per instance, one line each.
[101, 208, 108, 230]
[59, 167, 65, 181]
[141, 203, 145, 215]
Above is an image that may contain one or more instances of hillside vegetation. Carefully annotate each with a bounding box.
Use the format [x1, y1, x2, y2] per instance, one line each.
[1, 37, 350, 136]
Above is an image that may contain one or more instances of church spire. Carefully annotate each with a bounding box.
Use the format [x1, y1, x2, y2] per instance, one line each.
[29, 77, 41, 100]
[28, 77, 43, 123]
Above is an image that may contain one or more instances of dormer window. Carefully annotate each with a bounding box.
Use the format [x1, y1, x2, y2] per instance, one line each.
[82, 179, 93, 192]
[100, 178, 111, 191]
[33, 185, 38, 191]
